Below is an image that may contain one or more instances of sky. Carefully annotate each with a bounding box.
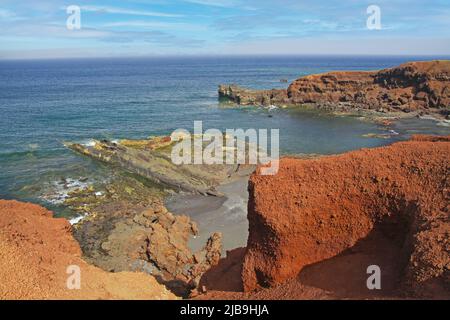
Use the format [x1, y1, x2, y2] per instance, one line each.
[0, 0, 449, 59]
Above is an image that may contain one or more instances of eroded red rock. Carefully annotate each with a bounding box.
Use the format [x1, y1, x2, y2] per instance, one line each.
[242, 135, 450, 298]
[288, 61, 450, 113]
[219, 60, 450, 117]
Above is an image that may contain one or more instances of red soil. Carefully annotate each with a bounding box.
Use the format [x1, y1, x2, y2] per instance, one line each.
[2, 135, 449, 300]
[197, 248, 334, 300]
[0, 200, 176, 300]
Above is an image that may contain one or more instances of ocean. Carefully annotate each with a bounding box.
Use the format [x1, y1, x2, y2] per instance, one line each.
[1, 55, 449, 215]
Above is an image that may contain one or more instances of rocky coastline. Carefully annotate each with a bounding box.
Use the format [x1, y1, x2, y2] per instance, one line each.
[1, 135, 449, 299]
[62, 136, 256, 297]
[219, 60, 450, 120]
[0, 200, 177, 300]
[1, 61, 449, 300]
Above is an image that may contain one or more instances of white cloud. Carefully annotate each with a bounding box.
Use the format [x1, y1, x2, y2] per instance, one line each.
[81, 5, 183, 18]
[182, 0, 256, 10]
[103, 21, 206, 31]
[220, 37, 450, 55]
[0, 8, 14, 18]
[183, 0, 236, 7]
[0, 23, 111, 39]
[0, 8, 23, 21]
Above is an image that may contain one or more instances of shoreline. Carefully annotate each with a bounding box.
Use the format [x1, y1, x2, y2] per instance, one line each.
[218, 60, 450, 121]
[1, 59, 448, 299]
[165, 175, 250, 253]
[2, 135, 448, 300]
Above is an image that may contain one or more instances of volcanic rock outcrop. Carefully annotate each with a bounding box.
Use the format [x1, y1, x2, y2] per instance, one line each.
[91, 204, 222, 296]
[67, 139, 224, 196]
[65, 173, 222, 297]
[66, 136, 260, 296]
[67, 137, 254, 196]
[219, 85, 288, 106]
[219, 60, 450, 117]
[242, 135, 450, 298]
[0, 200, 177, 300]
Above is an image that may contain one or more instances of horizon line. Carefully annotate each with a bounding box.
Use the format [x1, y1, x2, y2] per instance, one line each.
[1, 53, 450, 62]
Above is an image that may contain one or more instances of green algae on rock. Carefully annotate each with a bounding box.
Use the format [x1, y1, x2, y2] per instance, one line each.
[66, 138, 239, 196]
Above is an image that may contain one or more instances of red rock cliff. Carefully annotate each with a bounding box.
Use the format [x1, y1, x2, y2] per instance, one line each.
[220, 60, 450, 117]
[242, 136, 450, 298]
[288, 60, 450, 113]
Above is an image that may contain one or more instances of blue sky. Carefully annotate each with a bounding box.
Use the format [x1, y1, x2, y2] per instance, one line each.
[0, 0, 449, 59]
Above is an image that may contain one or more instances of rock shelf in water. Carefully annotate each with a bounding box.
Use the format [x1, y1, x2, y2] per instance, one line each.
[66, 137, 255, 196]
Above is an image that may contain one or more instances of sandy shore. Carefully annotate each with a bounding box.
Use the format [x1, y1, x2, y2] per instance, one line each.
[166, 176, 250, 253]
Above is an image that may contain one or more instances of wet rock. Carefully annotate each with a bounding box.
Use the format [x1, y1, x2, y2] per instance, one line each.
[66, 137, 251, 196]
[69, 174, 223, 297]
[218, 84, 288, 106]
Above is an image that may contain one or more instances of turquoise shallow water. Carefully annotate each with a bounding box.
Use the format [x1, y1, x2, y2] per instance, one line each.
[0, 55, 449, 214]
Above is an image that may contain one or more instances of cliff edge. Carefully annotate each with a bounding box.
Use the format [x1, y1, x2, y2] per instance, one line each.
[219, 60, 450, 117]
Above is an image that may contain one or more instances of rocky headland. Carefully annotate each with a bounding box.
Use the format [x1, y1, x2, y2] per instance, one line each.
[219, 60, 450, 119]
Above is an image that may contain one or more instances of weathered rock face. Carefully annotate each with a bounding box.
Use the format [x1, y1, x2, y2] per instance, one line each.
[242, 135, 450, 298]
[288, 60, 450, 113]
[66, 174, 222, 297]
[95, 204, 222, 296]
[219, 60, 450, 117]
[0, 200, 177, 300]
[66, 136, 256, 297]
[219, 85, 288, 106]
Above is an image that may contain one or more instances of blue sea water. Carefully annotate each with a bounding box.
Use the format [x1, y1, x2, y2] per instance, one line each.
[0, 55, 449, 213]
